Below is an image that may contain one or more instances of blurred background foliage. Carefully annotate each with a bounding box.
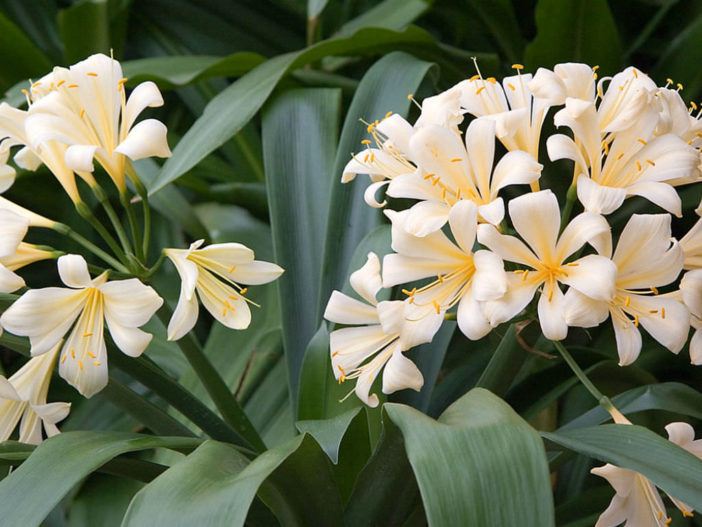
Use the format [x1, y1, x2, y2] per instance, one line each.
[1, 0, 702, 525]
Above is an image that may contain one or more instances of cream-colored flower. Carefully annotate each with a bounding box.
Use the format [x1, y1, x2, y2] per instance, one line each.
[0, 208, 53, 293]
[565, 214, 688, 365]
[592, 422, 702, 526]
[528, 62, 598, 106]
[0, 254, 163, 397]
[477, 190, 616, 340]
[324, 252, 442, 407]
[680, 214, 702, 270]
[23, 53, 171, 193]
[382, 200, 507, 339]
[679, 269, 702, 364]
[165, 240, 283, 341]
[0, 342, 70, 444]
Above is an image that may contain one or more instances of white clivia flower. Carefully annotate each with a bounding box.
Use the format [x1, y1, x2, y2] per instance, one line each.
[165, 240, 283, 341]
[0, 254, 163, 398]
[528, 63, 598, 106]
[382, 200, 507, 340]
[679, 269, 702, 364]
[680, 215, 702, 270]
[324, 252, 442, 407]
[565, 214, 688, 365]
[592, 422, 702, 526]
[477, 190, 616, 341]
[24, 53, 171, 193]
[0, 342, 70, 444]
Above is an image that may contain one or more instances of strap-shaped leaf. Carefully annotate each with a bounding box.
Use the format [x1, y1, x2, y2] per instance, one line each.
[387, 388, 555, 526]
[0, 431, 200, 527]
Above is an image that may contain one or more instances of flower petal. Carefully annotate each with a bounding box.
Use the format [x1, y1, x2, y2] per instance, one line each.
[165, 249, 199, 301]
[576, 175, 627, 215]
[482, 272, 540, 326]
[58, 254, 92, 288]
[0, 209, 27, 258]
[386, 209, 465, 261]
[123, 81, 164, 132]
[100, 279, 163, 327]
[382, 349, 423, 394]
[630, 295, 690, 354]
[491, 150, 542, 194]
[324, 290, 378, 325]
[376, 114, 413, 153]
[196, 270, 251, 330]
[556, 211, 610, 262]
[64, 144, 100, 172]
[402, 200, 451, 237]
[561, 254, 617, 301]
[477, 198, 505, 226]
[0, 265, 25, 293]
[472, 249, 507, 301]
[229, 260, 284, 286]
[349, 252, 382, 305]
[564, 288, 610, 328]
[508, 190, 560, 261]
[612, 314, 643, 366]
[626, 180, 682, 217]
[538, 287, 568, 341]
[330, 324, 389, 375]
[115, 119, 172, 160]
[476, 224, 539, 268]
[448, 200, 478, 254]
[105, 319, 152, 357]
[457, 289, 491, 340]
[167, 284, 199, 341]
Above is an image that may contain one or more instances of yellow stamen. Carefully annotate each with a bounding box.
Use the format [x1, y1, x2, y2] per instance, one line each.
[469, 74, 480, 81]
[433, 300, 440, 314]
[633, 69, 638, 78]
[634, 315, 639, 327]
[450, 158, 462, 162]
[624, 296, 631, 307]
[636, 160, 642, 171]
[228, 265, 236, 273]
[661, 307, 665, 319]
[649, 309, 658, 314]
[507, 83, 516, 91]
[567, 262, 579, 267]
[240, 288, 248, 294]
[21, 89, 29, 96]
[361, 139, 371, 145]
[637, 138, 647, 145]
[650, 286, 659, 294]
[71, 348, 75, 359]
[646, 159, 655, 166]
[522, 270, 529, 281]
[61, 354, 67, 364]
[384, 111, 392, 119]
[222, 308, 227, 317]
[80, 108, 85, 119]
[486, 77, 496, 84]
[423, 173, 435, 180]
[87, 351, 96, 359]
[475, 86, 486, 95]
[331, 351, 339, 357]
[617, 153, 624, 160]
[56, 80, 65, 87]
[677, 83, 684, 91]
[407, 93, 413, 100]
[86, 72, 98, 77]
[78, 360, 83, 370]
[511, 64, 524, 70]
[437, 274, 444, 283]
[68, 84, 78, 88]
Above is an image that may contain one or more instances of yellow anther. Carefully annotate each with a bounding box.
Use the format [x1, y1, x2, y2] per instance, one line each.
[80, 108, 85, 118]
[624, 296, 631, 307]
[486, 77, 496, 84]
[634, 315, 639, 327]
[637, 138, 647, 145]
[666, 78, 674, 85]
[363, 153, 369, 163]
[331, 351, 339, 357]
[522, 270, 529, 281]
[225, 300, 235, 310]
[441, 188, 447, 199]
[455, 188, 461, 199]
[56, 80, 65, 87]
[450, 158, 462, 162]
[384, 111, 392, 119]
[661, 307, 666, 319]
[87, 351, 96, 358]
[423, 172, 435, 180]
[437, 274, 444, 283]
[469, 74, 480, 81]
[617, 153, 624, 159]
[61, 354, 67, 364]
[511, 64, 524, 70]
[370, 153, 375, 163]
[636, 160, 642, 171]
[83, 332, 93, 338]
[548, 288, 554, 302]
[68, 84, 78, 88]
[366, 123, 375, 133]
[361, 139, 371, 145]
[678, 83, 684, 91]
[78, 360, 83, 370]
[337, 365, 346, 381]
[513, 270, 524, 274]
[402, 288, 416, 296]
[432, 177, 440, 186]
[692, 102, 699, 110]
[228, 294, 238, 301]
[221, 308, 227, 317]
[567, 262, 579, 267]
[407, 93, 413, 100]
[597, 86, 603, 98]
[240, 288, 248, 294]
[649, 309, 658, 314]
[633, 69, 638, 78]
[475, 86, 486, 95]
[433, 300, 440, 314]
[683, 510, 694, 518]
[87, 72, 98, 77]
[658, 511, 664, 520]
[593, 65, 600, 71]
[228, 265, 236, 273]
[21, 89, 29, 96]
[651, 286, 659, 294]
[619, 86, 624, 91]
[93, 361, 101, 366]
[118, 77, 128, 85]
[646, 159, 655, 166]
[507, 83, 516, 91]
[71, 348, 75, 359]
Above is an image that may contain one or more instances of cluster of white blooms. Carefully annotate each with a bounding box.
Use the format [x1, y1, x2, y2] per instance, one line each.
[0, 54, 282, 443]
[326, 61, 702, 524]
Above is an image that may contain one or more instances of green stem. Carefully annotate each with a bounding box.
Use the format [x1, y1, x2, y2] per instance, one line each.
[145, 251, 167, 279]
[551, 340, 619, 415]
[560, 182, 578, 234]
[92, 186, 134, 260]
[126, 163, 152, 261]
[120, 192, 145, 263]
[74, 201, 129, 266]
[156, 306, 266, 453]
[52, 221, 129, 273]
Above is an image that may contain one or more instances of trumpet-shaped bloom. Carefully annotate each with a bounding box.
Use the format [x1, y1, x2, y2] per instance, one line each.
[0, 254, 163, 397]
[0, 342, 70, 444]
[324, 252, 442, 406]
[565, 214, 688, 365]
[23, 53, 171, 193]
[547, 68, 698, 216]
[528, 63, 598, 106]
[680, 215, 702, 269]
[165, 240, 283, 341]
[477, 190, 616, 340]
[382, 200, 507, 339]
[592, 422, 702, 526]
[680, 269, 702, 364]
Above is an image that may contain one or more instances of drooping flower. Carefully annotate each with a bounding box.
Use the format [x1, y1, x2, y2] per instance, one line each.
[324, 252, 442, 407]
[23, 53, 171, 194]
[592, 422, 702, 526]
[477, 190, 616, 340]
[565, 214, 688, 365]
[0, 342, 70, 444]
[164, 240, 283, 341]
[0, 254, 163, 397]
[382, 200, 507, 339]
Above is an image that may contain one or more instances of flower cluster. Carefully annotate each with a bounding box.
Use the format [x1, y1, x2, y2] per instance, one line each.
[0, 54, 282, 443]
[326, 63, 702, 522]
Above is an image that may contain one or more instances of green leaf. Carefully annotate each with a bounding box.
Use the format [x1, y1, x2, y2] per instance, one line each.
[122, 53, 266, 89]
[465, 0, 523, 63]
[308, 0, 329, 19]
[150, 26, 438, 194]
[559, 382, 702, 431]
[124, 435, 343, 526]
[543, 424, 702, 510]
[0, 431, 200, 527]
[296, 407, 362, 464]
[0, 11, 51, 92]
[652, 13, 702, 97]
[524, 0, 622, 74]
[334, 0, 432, 37]
[318, 51, 435, 311]
[262, 87, 340, 404]
[58, 0, 111, 63]
[387, 388, 555, 526]
[68, 474, 143, 527]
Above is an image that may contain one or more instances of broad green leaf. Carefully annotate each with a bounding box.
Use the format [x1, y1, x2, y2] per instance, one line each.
[0, 0, 61, 63]
[559, 382, 702, 431]
[296, 407, 362, 463]
[124, 435, 343, 526]
[150, 26, 438, 194]
[465, 0, 523, 63]
[387, 388, 555, 526]
[58, 0, 110, 63]
[652, 13, 702, 96]
[524, 0, 621, 74]
[318, 51, 435, 313]
[334, 0, 432, 37]
[68, 474, 143, 527]
[122, 53, 266, 89]
[543, 424, 702, 510]
[262, 87, 340, 403]
[0, 431, 200, 527]
[0, 11, 51, 92]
